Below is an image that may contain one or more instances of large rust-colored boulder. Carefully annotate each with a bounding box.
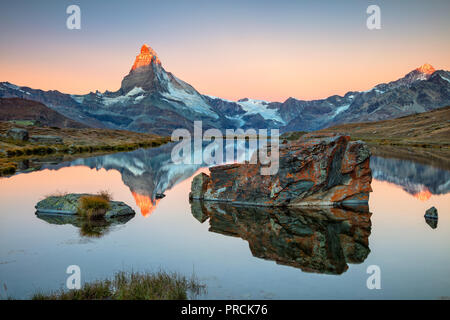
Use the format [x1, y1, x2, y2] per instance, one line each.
[190, 134, 372, 206]
[190, 200, 371, 274]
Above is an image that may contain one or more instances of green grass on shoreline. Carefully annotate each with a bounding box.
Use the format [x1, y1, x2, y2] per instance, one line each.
[0, 138, 170, 176]
[0, 121, 172, 176]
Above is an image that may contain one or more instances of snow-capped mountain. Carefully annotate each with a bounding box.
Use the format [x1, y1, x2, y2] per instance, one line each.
[203, 62, 450, 131]
[1, 43, 449, 134]
[203, 95, 285, 129]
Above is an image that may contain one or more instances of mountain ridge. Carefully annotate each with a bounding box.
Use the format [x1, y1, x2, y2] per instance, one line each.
[0, 97, 87, 128]
[1, 45, 449, 134]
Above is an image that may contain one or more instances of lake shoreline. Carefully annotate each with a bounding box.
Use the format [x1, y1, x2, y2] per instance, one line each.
[0, 122, 170, 176]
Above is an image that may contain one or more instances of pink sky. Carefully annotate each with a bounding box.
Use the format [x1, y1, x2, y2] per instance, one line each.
[1, 1, 449, 102]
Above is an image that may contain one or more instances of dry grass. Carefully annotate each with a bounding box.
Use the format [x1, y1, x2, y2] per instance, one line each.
[79, 219, 111, 238]
[0, 121, 169, 148]
[44, 190, 68, 198]
[280, 131, 307, 142]
[32, 270, 206, 300]
[318, 106, 450, 148]
[0, 121, 170, 176]
[97, 190, 113, 202]
[78, 195, 111, 220]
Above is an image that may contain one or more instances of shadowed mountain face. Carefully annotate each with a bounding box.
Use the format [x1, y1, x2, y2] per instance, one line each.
[0, 97, 86, 128]
[190, 201, 371, 274]
[1, 43, 449, 134]
[370, 156, 450, 200]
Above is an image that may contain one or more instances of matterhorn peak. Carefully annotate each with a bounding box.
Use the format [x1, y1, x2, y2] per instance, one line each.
[416, 63, 435, 75]
[131, 44, 161, 71]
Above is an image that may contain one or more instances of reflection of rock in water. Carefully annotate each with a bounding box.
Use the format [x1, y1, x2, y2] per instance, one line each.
[424, 206, 438, 229]
[371, 156, 450, 198]
[36, 213, 134, 238]
[190, 201, 371, 275]
[425, 217, 438, 229]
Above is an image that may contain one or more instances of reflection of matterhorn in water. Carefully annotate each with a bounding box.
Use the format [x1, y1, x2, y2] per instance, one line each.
[44, 140, 258, 216]
[370, 156, 450, 200]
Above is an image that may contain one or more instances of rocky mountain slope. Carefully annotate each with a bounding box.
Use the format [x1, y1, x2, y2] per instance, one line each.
[0, 97, 86, 128]
[0, 45, 233, 135]
[1, 44, 449, 134]
[317, 105, 450, 147]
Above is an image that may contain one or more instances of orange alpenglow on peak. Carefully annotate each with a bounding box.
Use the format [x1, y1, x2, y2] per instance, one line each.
[131, 191, 160, 217]
[413, 189, 432, 201]
[131, 44, 161, 71]
[416, 63, 435, 75]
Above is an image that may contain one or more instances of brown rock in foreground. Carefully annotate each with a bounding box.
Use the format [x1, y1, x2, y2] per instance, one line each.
[190, 134, 372, 206]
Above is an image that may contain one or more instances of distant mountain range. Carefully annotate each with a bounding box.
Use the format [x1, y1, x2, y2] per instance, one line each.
[1, 44, 449, 134]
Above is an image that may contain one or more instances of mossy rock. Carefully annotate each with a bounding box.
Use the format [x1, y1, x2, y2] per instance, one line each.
[35, 193, 135, 218]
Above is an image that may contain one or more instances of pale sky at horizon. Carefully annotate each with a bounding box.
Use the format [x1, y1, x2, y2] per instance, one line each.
[1, 0, 449, 102]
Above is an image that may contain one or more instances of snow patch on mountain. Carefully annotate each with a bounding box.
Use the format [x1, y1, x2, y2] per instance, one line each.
[127, 87, 145, 96]
[102, 95, 130, 106]
[237, 98, 285, 124]
[161, 79, 218, 118]
[225, 115, 245, 127]
[204, 94, 234, 103]
[100, 87, 146, 106]
[333, 104, 351, 117]
[440, 75, 450, 83]
[2, 82, 31, 95]
[135, 95, 145, 102]
[203, 95, 285, 125]
[3, 82, 20, 90]
[71, 95, 84, 104]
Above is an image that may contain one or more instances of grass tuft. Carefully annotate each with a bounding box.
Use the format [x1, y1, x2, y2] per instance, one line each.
[44, 190, 68, 198]
[97, 190, 113, 202]
[31, 270, 206, 300]
[78, 195, 110, 220]
[79, 219, 111, 238]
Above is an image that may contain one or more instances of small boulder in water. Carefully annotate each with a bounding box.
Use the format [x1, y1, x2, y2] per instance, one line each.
[35, 193, 135, 218]
[425, 217, 438, 229]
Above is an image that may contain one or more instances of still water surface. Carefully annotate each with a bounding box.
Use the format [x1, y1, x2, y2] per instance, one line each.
[0, 143, 449, 299]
